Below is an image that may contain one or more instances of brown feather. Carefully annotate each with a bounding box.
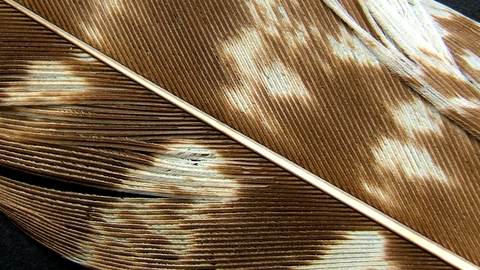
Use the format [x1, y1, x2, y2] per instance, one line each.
[1, 0, 480, 269]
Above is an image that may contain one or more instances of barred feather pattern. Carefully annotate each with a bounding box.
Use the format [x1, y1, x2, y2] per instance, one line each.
[0, 0, 480, 269]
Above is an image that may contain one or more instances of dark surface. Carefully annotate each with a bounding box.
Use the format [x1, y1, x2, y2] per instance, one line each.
[439, 0, 480, 20]
[0, 212, 87, 270]
[0, 1, 479, 270]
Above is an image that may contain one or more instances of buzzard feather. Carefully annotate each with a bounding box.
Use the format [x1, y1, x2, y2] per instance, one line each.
[1, 0, 480, 269]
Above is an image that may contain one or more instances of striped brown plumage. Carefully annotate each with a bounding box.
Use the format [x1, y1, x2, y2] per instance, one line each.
[0, 0, 479, 269]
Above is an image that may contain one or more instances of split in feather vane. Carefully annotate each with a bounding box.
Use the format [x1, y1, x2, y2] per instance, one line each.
[1, 0, 480, 269]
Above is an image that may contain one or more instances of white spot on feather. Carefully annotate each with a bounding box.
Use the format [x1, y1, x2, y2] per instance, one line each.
[373, 138, 448, 182]
[25, 61, 90, 88]
[362, 182, 390, 203]
[299, 231, 392, 269]
[1, 60, 91, 104]
[391, 100, 443, 137]
[448, 97, 480, 111]
[102, 0, 125, 15]
[246, 0, 280, 36]
[421, 0, 454, 19]
[218, 0, 320, 135]
[221, 29, 310, 101]
[129, 141, 242, 199]
[263, 62, 309, 98]
[220, 22, 312, 132]
[461, 50, 480, 71]
[326, 25, 379, 65]
[223, 89, 255, 115]
[222, 29, 262, 81]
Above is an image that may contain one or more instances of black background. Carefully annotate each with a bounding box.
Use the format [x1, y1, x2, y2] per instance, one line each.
[1, 1, 479, 269]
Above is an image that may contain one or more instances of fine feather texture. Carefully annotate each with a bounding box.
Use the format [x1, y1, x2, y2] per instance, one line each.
[323, 0, 480, 139]
[0, 3, 457, 269]
[5, 0, 480, 266]
[0, 3, 461, 269]
[0, 175, 454, 269]
[1, 0, 480, 269]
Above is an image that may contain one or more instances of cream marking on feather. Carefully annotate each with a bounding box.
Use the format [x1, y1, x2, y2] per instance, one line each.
[362, 182, 390, 203]
[391, 100, 444, 138]
[448, 97, 480, 110]
[363, 0, 456, 69]
[223, 89, 255, 115]
[221, 30, 310, 100]
[285, 23, 308, 47]
[87, 203, 192, 263]
[24, 61, 90, 88]
[373, 137, 448, 182]
[326, 25, 379, 65]
[128, 141, 242, 199]
[299, 231, 393, 269]
[73, 52, 99, 62]
[420, 0, 454, 20]
[223, 86, 280, 133]
[222, 0, 311, 100]
[1, 60, 91, 104]
[263, 62, 309, 98]
[246, 0, 280, 37]
[461, 50, 480, 71]
[421, 0, 452, 39]
[101, 0, 124, 16]
[220, 4, 313, 132]
[123, 141, 245, 261]
[247, 0, 307, 46]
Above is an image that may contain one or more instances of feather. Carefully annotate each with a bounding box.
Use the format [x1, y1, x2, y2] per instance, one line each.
[1, 0, 480, 269]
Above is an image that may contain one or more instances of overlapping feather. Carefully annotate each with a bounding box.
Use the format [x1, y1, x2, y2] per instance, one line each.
[1, 0, 480, 269]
